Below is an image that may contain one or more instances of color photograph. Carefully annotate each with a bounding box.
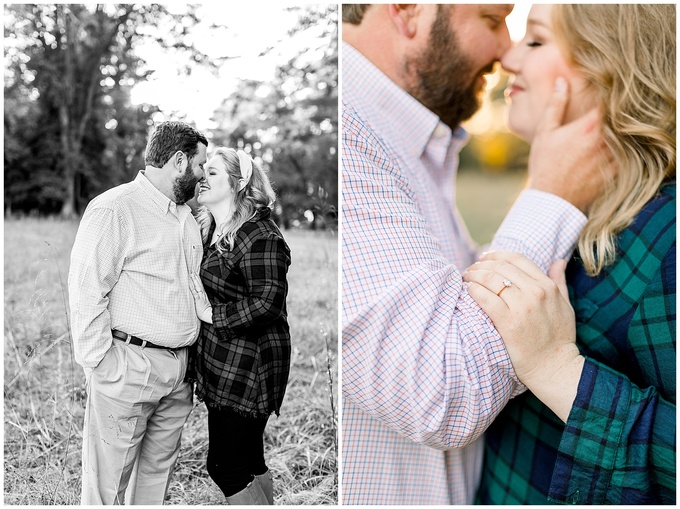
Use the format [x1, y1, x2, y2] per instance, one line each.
[341, 3, 675, 505]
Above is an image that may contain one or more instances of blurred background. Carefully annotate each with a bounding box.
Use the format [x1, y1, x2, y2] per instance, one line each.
[457, 3, 531, 245]
[4, 4, 337, 505]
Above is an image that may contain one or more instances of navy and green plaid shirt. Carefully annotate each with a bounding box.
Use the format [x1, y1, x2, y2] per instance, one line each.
[477, 182, 676, 504]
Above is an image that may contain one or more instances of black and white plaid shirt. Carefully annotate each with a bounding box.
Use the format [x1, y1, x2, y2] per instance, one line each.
[189, 208, 292, 418]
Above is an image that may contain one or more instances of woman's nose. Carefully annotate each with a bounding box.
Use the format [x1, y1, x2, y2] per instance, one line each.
[500, 43, 521, 75]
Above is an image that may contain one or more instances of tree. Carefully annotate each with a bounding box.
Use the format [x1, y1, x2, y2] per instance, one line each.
[209, 5, 338, 229]
[4, 4, 214, 217]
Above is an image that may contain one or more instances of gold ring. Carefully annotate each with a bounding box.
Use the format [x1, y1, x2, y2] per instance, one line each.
[497, 279, 512, 297]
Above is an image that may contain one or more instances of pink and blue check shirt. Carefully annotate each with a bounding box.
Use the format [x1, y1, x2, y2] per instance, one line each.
[341, 42, 588, 504]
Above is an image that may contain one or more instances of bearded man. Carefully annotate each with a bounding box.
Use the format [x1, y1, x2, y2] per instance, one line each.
[69, 120, 207, 504]
[341, 4, 609, 504]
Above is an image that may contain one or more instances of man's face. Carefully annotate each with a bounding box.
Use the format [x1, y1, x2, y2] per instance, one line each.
[406, 4, 512, 129]
[173, 143, 207, 205]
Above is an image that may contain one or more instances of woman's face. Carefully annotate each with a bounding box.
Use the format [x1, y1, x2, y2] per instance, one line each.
[197, 155, 235, 207]
[501, 4, 594, 142]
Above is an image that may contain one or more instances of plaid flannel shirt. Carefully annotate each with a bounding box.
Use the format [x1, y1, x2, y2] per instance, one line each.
[190, 208, 292, 418]
[478, 183, 676, 504]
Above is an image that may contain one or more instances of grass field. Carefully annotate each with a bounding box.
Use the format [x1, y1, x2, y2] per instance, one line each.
[4, 218, 338, 505]
[456, 169, 528, 246]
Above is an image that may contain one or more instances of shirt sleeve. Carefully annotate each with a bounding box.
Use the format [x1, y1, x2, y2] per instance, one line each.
[68, 204, 129, 369]
[212, 234, 290, 339]
[549, 249, 676, 504]
[491, 189, 587, 271]
[342, 110, 523, 450]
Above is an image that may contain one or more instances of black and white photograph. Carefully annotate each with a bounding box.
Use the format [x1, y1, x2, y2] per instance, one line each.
[4, 3, 337, 505]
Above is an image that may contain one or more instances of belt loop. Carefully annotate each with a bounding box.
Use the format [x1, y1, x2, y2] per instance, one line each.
[125, 333, 132, 345]
[141, 340, 147, 349]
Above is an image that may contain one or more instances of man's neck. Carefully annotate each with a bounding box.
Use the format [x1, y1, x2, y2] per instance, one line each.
[343, 30, 409, 91]
[143, 166, 176, 203]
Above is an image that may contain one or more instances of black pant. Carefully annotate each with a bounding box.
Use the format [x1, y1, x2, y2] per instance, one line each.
[206, 405, 269, 497]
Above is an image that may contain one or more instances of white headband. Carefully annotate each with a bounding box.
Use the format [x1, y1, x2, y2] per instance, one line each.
[237, 150, 253, 191]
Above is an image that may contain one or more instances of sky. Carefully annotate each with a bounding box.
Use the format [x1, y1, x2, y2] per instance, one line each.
[130, 4, 327, 131]
[506, 3, 532, 42]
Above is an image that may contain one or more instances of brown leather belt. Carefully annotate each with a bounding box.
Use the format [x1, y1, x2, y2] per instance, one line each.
[111, 330, 184, 351]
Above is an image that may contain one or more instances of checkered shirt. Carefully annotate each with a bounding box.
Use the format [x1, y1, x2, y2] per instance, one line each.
[69, 171, 202, 369]
[341, 42, 588, 505]
[478, 183, 676, 504]
[189, 208, 292, 418]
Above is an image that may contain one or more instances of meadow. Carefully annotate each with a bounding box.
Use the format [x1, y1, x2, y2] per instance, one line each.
[456, 169, 528, 245]
[3, 218, 338, 505]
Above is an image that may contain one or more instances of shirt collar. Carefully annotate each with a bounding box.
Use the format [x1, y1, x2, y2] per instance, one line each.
[343, 42, 468, 159]
[134, 171, 188, 218]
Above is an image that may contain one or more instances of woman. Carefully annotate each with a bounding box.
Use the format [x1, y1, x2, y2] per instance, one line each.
[188, 147, 291, 505]
[464, 4, 675, 504]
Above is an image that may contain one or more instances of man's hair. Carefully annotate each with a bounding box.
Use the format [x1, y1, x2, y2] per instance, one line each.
[144, 121, 208, 168]
[342, 4, 371, 25]
[552, 4, 676, 276]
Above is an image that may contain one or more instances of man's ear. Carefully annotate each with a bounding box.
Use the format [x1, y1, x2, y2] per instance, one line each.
[173, 150, 186, 172]
[387, 4, 422, 39]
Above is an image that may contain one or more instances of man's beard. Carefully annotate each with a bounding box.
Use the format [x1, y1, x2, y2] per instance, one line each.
[173, 167, 199, 205]
[406, 7, 492, 129]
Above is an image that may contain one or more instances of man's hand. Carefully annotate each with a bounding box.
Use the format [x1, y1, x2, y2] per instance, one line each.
[528, 77, 616, 214]
[463, 251, 585, 422]
[189, 272, 213, 324]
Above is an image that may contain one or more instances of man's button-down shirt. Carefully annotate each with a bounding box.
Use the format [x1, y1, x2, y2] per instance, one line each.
[68, 171, 202, 369]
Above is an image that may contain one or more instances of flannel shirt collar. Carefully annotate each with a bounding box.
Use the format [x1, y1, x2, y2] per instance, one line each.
[135, 170, 189, 219]
[205, 207, 273, 250]
[342, 42, 469, 162]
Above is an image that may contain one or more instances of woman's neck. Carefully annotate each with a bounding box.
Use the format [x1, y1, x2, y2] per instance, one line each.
[207, 200, 234, 243]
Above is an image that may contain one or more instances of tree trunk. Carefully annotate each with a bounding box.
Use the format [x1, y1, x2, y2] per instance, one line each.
[59, 172, 77, 218]
[58, 97, 79, 218]
[58, 6, 78, 219]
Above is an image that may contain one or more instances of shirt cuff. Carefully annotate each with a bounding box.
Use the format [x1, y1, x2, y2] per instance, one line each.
[549, 359, 625, 504]
[491, 189, 587, 273]
[212, 303, 236, 341]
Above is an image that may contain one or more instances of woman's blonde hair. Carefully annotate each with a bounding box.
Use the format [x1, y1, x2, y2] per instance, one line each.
[552, 4, 675, 276]
[196, 147, 276, 252]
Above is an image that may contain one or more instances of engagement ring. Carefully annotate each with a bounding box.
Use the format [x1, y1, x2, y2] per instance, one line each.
[497, 279, 512, 297]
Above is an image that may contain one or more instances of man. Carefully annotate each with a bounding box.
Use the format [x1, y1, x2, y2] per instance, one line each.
[341, 4, 611, 504]
[68, 121, 208, 504]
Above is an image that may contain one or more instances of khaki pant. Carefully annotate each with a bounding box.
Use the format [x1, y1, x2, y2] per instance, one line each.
[81, 340, 193, 505]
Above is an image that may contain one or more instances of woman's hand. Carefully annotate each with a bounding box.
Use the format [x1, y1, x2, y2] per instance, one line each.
[189, 272, 213, 324]
[463, 251, 585, 422]
[528, 77, 616, 214]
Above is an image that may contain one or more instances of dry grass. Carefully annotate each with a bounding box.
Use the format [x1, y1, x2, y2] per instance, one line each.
[4, 217, 338, 505]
